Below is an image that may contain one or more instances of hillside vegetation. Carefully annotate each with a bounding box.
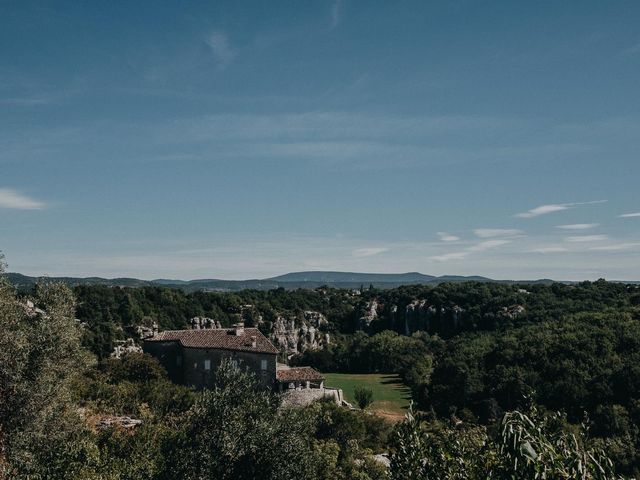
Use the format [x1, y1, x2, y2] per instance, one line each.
[3, 262, 640, 477]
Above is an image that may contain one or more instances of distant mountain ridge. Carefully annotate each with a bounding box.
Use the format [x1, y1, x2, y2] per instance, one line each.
[267, 271, 437, 283]
[2, 270, 569, 292]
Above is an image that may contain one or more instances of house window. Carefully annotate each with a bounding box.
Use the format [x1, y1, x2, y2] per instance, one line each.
[204, 359, 211, 371]
[176, 355, 182, 367]
[261, 359, 268, 371]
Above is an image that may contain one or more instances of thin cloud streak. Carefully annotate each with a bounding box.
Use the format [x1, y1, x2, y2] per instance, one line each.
[205, 31, 235, 68]
[1, 112, 594, 172]
[530, 246, 569, 253]
[565, 235, 608, 243]
[352, 247, 389, 257]
[474, 228, 522, 238]
[429, 251, 468, 262]
[515, 200, 607, 218]
[591, 243, 640, 251]
[430, 239, 512, 262]
[556, 223, 599, 230]
[468, 239, 512, 252]
[330, 0, 343, 28]
[620, 212, 640, 218]
[437, 232, 460, 242]
[0, 188, 46, 210]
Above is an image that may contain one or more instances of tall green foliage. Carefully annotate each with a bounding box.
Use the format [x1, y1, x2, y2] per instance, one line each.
[165, 359, 321, 480]
[0, 258, 92, 478]
[498, 407, 617, 479]
[389, 404, 620, 479]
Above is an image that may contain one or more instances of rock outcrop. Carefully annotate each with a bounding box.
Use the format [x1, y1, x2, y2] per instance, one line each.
[269, 311, 330, 357]
[111, 338, 143, 358]
[499, 305, 526, 319]
[136, 322, 159, 338]
[190, 317, 222, 330]
[359, 300, 379, 328]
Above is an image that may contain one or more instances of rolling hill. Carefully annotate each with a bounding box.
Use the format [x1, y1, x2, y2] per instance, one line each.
[1, 270, 567, 292]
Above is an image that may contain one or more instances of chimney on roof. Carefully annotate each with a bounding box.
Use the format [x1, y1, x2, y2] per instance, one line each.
[250, 335, 257, 348]
[233, 322, 245, 336]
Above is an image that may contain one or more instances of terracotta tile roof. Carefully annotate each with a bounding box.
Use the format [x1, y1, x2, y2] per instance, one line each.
[145, 328, 279, 354]
[276, 367, 325, 382]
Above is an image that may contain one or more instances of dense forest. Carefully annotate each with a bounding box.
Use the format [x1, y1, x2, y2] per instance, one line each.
[3, 265, 640, 477]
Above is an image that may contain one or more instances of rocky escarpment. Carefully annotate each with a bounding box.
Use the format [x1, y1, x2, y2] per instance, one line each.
[269, 311, 331, 357]
[358, 297, 525, 335]
[190, 316, 222, 330]
[402, 300, 464, 334]
[111, 322, 158, 358]
[359, 300, 379, 328]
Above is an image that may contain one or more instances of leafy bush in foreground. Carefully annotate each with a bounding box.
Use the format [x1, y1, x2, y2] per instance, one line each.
[390, 403, 620, 479]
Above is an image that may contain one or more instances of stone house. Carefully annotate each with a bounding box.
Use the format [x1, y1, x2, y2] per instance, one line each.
[143, 323, 326, 394]
[143, 323, 279, 389]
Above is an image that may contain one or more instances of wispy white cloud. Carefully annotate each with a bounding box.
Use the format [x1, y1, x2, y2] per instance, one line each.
[429, 251, 468, 262]
[205, 31, 235, 68]
[468, 239, 512, 252]
[352, 247, 389, 258]
[590, 243, 640, 252]
[2, 112, 592, 173]
[12, 231, 640, 281]
[0, 188, 46, 210]
[330, 0, 343, 28]
[530, 246, 569, 253]
[515, 200, 607, 218]
[437, 232, 460, 242]
[430, 239, 512, 262]
[556, 223, 599, 230]
[1, 95, 57, 106]
[516, 204, 572, 218]
[474, 228, 522, 238]
[620, 212, 640, 218]
[565, 235, 608, 243]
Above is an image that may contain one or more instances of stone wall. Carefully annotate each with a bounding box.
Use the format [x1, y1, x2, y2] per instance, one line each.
[181, 347, 277, 389]
[280, 387, 343, 408]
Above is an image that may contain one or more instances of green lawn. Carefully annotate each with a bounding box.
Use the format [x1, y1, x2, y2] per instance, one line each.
[324, 373, 411, 420]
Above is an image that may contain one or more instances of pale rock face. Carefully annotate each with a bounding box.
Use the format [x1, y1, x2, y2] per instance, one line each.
[359, 300, 379, 328]
[23, 300, 47, 318]
[111, 338, 142, 358]
[404, 299, 430, 335]
[136, 322, 159, 338]
[500, 305, 526, 319]
[190, 317, 221, 330]
[401, 301, 465, 334]
[390, 305, 398, 328]
[269, 311, 330, 357]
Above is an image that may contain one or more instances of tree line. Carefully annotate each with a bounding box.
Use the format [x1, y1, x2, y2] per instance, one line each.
[4, 260, 640, 477]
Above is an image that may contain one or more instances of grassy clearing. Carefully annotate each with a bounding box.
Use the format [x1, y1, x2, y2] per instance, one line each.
[324, 373, 411, 420]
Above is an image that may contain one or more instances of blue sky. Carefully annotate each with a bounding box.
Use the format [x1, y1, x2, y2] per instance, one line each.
[1, 0, 639, 280]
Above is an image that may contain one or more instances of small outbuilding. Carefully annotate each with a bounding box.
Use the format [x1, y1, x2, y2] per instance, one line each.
[276, 365, 325, 391]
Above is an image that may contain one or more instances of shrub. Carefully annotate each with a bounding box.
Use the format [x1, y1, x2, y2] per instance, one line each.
[354, 386, 374, 410]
